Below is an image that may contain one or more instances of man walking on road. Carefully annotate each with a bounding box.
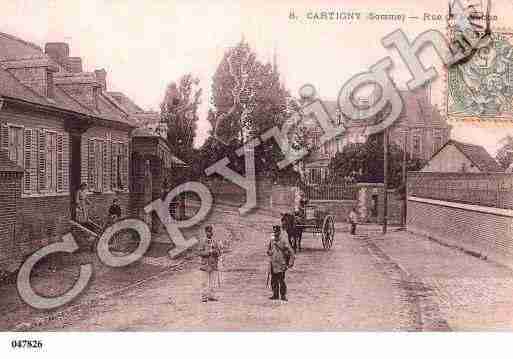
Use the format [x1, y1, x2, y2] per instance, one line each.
[267, 225, 295, 301]
[349, 207, 358, 235]
[198, 225, 222, 302]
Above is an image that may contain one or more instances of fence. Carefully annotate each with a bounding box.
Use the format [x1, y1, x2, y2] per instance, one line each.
[301, 183, 358, 201]
[408, 172, 513, 209]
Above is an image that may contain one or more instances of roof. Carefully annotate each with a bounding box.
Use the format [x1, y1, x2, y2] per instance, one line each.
[0, 32, 134, 128]
[0, 152, 24, 173]
[0, 32, 44, 61]
[107, 91, 143, 113]
[432, 140, 503, 172]
[330, 85, 449, 129]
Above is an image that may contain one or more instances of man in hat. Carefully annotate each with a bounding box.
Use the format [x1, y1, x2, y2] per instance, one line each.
[267, 225, 295, 301]
[198, 225, 222, 302]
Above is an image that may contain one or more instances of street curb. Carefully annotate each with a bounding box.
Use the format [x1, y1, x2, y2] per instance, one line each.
[11, 258, 187, 331]
[407, 230, 513, 273]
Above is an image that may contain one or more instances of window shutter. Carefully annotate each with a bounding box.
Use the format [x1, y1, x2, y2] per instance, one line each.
[95, 140, 102, 192]
[24, 128, 32, 193]
[102, 140, 110, 192]
[63, 134, 69, 193]
[88, 139, 95, 190]
[38, 129, 46, 191]
[31, 130, 38, 192]
[56, 133, 63, 192]
[121, 143, 128, 190]
[0, 124, 8, 157]
[111, 142, 118, 189]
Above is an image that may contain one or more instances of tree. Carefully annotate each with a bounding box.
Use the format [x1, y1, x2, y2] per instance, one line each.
[496, 135, 513, 170]
[329, 133, 425, 188]
[208, 40, 294, 180]
[161, 74, 202, 163]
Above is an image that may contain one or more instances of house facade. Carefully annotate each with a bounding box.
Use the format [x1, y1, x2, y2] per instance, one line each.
[421, 140, 503, 173]
[0, 33, 165, 272]
[301, 85, 452, 184]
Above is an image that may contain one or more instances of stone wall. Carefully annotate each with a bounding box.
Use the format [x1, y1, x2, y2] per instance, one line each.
[407, 197, 513, 268]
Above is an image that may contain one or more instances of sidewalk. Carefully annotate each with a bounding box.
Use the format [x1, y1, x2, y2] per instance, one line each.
[367, 229, 513, 330]
[0, 237, 185, 330]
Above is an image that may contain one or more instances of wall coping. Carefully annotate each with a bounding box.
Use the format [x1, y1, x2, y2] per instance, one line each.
[357, 183, 384, 187]
[310, 199, 357, 204]
[408, 196, 513, 218]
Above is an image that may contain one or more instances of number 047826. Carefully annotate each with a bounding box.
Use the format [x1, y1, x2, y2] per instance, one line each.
[11, 339, 43, 349]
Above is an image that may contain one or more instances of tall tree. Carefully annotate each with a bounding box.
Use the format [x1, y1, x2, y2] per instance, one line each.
[161, 74, 202, 163]
[208, 40, 293, 179]
[496, 135, 513, 170]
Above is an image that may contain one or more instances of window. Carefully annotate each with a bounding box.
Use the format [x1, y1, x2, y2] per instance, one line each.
[87, 137, 128, 193]
[8, 125, 23, 167]
[112, 141, 128, 191]
[311, 133, 320, 149]
[0, 124, 67, 195]
[433, 133, 442, 154]
[412, 135, 421, 156]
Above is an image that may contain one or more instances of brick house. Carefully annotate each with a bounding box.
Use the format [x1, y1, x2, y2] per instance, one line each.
[301, 85, 452, 184]
[0, 33, 135, 272]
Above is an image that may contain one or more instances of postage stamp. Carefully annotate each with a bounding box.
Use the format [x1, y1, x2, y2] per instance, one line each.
[445, 28, 513, 124]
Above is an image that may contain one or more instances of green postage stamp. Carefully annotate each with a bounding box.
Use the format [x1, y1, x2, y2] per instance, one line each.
[446, 29, 513, 123]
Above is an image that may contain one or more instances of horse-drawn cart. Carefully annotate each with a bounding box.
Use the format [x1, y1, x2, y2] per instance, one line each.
[281, 204, 336, 251]
[297, 205, 336, 250]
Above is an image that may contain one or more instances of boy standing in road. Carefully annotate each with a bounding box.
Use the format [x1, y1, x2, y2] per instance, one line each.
[198, 225, 222, 302]
[267, 225, 295, 301]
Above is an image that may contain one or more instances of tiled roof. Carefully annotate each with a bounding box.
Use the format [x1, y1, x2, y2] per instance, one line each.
[0, 32, 134, 128]
[0, 32, 43, 61]
[450, 140, 503, 173]
[107, 91, 143, 114]
[0, 65, 49, 105]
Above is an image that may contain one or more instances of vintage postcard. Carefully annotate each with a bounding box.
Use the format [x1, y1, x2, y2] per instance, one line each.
[2, 0, 513, 357]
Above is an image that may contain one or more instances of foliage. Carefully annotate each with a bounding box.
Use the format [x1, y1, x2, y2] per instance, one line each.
[161, 74, 202, 164]
[329, 133, 425, 188]
[203, 40, 298, 180]
[495, 135, 513, 170]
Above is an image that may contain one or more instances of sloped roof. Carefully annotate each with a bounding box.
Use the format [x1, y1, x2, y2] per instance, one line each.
[451, 140, 503, 172]
[0, 32, 134, 128]
[0, 32, 44, 61]
[107, 91, 143, 113]
[434, 140, 503, 173]
[0, 65, 49, 105]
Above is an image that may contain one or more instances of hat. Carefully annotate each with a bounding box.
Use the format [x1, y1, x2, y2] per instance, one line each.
[273, 225, 281, 234]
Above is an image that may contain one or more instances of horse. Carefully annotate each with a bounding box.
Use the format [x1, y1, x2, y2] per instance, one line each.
[280, 212, 303, 253]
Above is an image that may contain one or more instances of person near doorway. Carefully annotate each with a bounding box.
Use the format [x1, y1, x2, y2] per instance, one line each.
[76, 183, 90, 225]
[348, 207, 359, 235]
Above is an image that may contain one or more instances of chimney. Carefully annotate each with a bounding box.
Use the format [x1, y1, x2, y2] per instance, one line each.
[46, 69, 55, 99]
[94, 69, 107, 91]
[93, 85, 101, 111]
[64, 57, 83, 73]
[45, 42, 69, 66]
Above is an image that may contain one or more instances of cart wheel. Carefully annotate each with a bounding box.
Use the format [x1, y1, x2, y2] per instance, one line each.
[322, 215, 335, 250]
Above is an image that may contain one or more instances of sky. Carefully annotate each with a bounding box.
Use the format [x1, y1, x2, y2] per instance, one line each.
[3, 0, 513, 155]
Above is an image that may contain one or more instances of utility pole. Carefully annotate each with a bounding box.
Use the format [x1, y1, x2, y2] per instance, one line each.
[402, 130, 408, 227]
[383, 128, 389, 234]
